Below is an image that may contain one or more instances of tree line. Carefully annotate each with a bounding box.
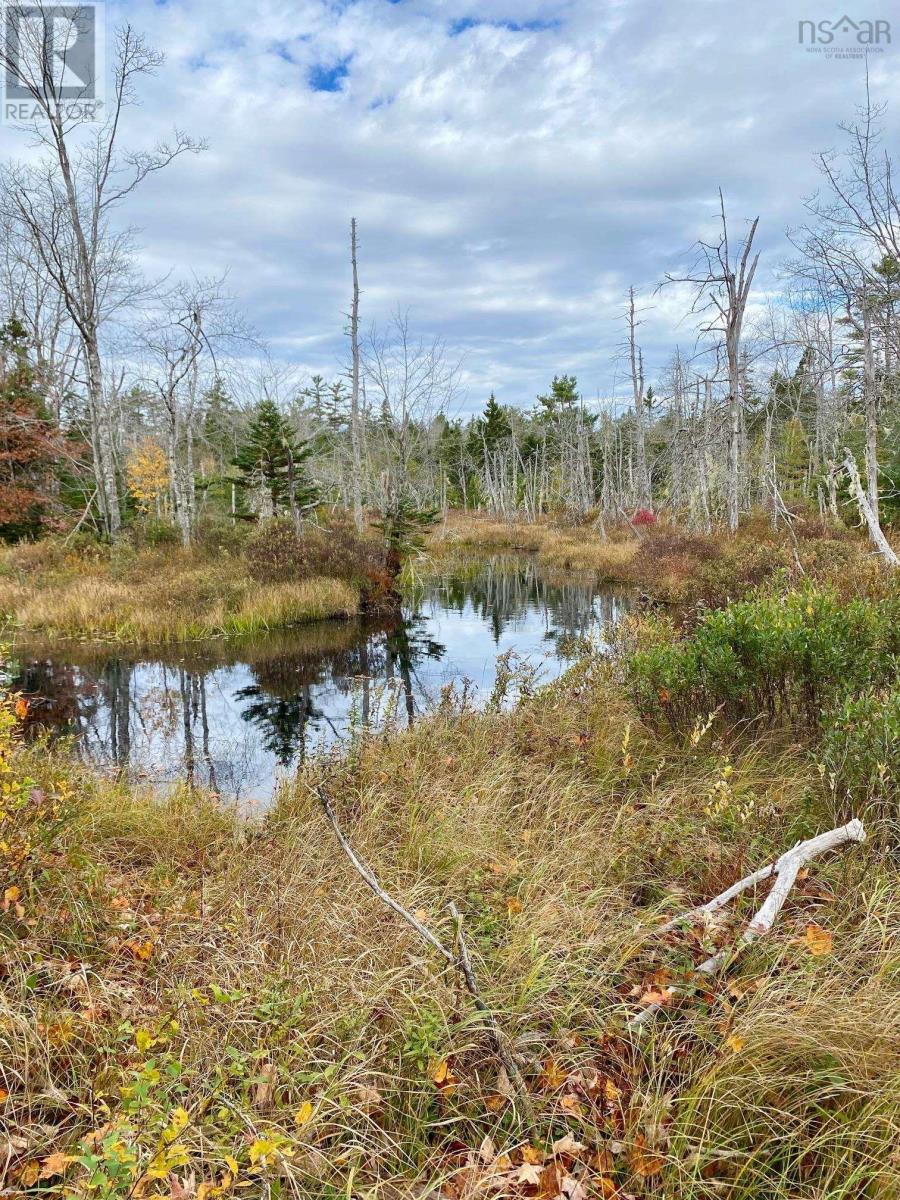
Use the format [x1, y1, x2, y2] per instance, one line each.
[0, 11, 898, 557]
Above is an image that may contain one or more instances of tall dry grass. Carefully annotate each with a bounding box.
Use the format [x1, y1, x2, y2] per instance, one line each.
[0, 540, 359, 642]
[2, 645, 896, 1198]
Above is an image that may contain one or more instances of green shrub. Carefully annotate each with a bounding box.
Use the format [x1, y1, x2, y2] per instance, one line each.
[822, 687, 900, 819]
[141, 518, 181, 548]
[628, 585, 900, 731]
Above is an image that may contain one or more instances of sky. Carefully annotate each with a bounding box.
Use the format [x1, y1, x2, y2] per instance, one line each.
[3, 0, 900, 414]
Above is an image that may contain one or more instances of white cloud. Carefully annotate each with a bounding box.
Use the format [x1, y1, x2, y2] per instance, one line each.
[2, 0, 899, 412]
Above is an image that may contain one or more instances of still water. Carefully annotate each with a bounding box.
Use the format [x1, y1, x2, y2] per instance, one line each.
[12, 557, 630, 802]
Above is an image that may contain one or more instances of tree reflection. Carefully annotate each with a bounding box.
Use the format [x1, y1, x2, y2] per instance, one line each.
[9, 560, 630, 799]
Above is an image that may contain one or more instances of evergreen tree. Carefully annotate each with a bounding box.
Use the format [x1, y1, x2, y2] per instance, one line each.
[233, 398, 317, 520]
[469, 392, 512, 455]
[202, 378, 241, 472]
[535, 374, 579, 420]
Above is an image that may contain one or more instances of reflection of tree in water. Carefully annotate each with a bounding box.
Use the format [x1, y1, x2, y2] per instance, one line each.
[235, 613, 446, 758]
[426, 556, 604, 645]
[9, 561, 630, 796]
[385, 614, 446, 726]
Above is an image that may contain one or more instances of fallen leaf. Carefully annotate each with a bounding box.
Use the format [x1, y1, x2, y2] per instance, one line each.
[479, 1135, 496, 1164]
[638, 988, 672, 1007]
[516, 1162, 543, 1185]
[124, 938, 155, 961]
[540, 1057, 567, 1090]
[629, 1136, 665, 1178]
[506, 896, 523, 916]
[560, 1093, 583, 1117]
[804, 923, 833, 957]
[294, 1100, 314, 1127]
[39, 1153, 74, 1180]
[724, 1033, 745, 1053]
[551, 1133, 586, 1159]
[17, 1161, 40, 1187]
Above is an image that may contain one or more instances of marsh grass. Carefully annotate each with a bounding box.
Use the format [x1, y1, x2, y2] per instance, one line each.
[2, 638, 897, 1198]
[0, 540, 359, 643]
[427, 512, 638, 578]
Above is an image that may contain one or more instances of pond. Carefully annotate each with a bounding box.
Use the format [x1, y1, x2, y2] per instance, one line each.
[10, 557, 631, 803]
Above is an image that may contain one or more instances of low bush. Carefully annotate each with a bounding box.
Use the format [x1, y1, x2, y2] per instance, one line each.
[627, 585, 900, 731]
[246, 516, 396, 607]
[822, 686, 900, 821]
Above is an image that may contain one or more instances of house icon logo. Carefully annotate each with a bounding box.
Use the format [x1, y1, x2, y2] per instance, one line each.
[798, 15, 891, 54]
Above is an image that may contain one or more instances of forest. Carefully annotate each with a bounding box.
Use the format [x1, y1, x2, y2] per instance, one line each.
[0, 9, 899, 1200]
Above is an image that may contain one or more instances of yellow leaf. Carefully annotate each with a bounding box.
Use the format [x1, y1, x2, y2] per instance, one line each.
[805, 922, 833, 957]
[166, 1107, 190, 1139]
[539, 1057, 567, 1090]
[506, 896, 523, 915]
[18, 1161, 40, 1188]
[725, 1033, 745, 1053]
[135, 1028, 155, 1052]
[293, 1100, 314, 1127]
[224, 1155, 239, 1176]
[248, 1139, 276, 1166]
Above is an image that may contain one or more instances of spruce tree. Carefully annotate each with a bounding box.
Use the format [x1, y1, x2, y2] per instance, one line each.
[233, 398, 316, 520]
[469, 392, 511, 455]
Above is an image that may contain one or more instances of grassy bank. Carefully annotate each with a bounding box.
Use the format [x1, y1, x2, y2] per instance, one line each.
[0, 532, 364, 644]
[428, 510, 898, 610]
[2, 540, 898, 1198]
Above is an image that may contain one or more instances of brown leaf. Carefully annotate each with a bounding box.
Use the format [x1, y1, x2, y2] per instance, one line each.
[253, 1062, 276, 1109]
[629, 1135, 665, 1178]
[39, 1153, 74, 1180]
[540, 1057, 567, 1090]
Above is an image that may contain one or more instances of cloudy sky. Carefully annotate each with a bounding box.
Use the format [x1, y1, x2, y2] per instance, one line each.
[5, 0, 900, 413]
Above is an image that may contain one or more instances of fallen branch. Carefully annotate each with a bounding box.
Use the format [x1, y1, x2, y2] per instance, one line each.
[843, 449, 899, 567]
[630, 818, 866, 1029]
[316, 784, 535, 1128]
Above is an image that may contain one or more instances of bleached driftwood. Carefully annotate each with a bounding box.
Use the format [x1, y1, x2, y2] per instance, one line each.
[843, 450, 899, 567]
[316, 784, 534, 1127]
[630, 818, 866, 1029]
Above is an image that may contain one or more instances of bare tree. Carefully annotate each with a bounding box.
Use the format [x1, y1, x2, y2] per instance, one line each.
[625, 287, 651, 510]
[348, 219, 365, 531]
[0, 11, 203, 535]
[667, 191, 760, 531]
[140, 278, 246, 545]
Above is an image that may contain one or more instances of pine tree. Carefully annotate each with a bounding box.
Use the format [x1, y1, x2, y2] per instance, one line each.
[0, 316, 63, 541]
[233, 399, 317, 521]
[469, 392, 512, 455]
[202, 378, 241, 473]
[535, 374, 579, 420]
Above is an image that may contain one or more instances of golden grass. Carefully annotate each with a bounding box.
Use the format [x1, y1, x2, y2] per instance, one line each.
[0, 542, 359, 643]
[428, 511, 639, 578]
[2, 650, 897, 1198]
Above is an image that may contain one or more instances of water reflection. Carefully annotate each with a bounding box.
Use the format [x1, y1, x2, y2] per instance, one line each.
[12, 557, 630, 802]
